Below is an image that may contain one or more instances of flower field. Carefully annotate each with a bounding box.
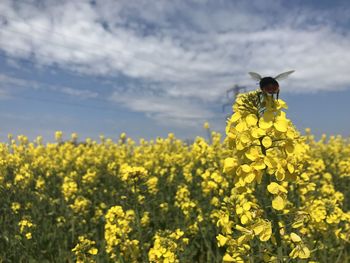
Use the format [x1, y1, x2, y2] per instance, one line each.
[1, 90, 350, 262]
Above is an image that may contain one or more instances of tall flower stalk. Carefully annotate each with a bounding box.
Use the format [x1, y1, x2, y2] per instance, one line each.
[223, 90, 309, 261]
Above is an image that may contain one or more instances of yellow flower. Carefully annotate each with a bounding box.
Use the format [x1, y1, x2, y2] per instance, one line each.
[11, 202, 21, 214]
[141, 212, 150, 227]
[55, 131, 63, 141]
[267, 182, 280, 194]
[88, 248, 98, 255]
[290, 232, 301, 243]
[262, 136, 272, 148]
[274, 117, 288, 132]
[216, 234, 228, 247]
[272, 195, 285, 210]
[72, 236, 98, 261]
[289, 244, 310, 259]
[252, 219, 272, 242]
[223, 158, 237, 173]
[245, 114, 258, 126]
[223, 253, 235, 262]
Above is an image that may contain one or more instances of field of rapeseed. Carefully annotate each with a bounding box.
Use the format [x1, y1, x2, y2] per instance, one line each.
[1, 90, 350, 262]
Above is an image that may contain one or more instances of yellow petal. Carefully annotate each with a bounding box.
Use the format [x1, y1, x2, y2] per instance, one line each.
[262, 136, 272, 148]
[241, 164, 252, 173]
[230, 112, 241, 123]
[88, 248, 98, 255]
[240, 133, 250, 144]
[260, 226, 272, 242]
[272, 196, 285, 210]
[294, 144, 305, 155]
[251, 127, 266, 138]
[286, 130, 295, 139]
[289, 247, 298, 259]
[285, 143, 294, 154]
[299, 245, 311, 259]
[236, 206, 243, 214]
[223, 253, 235, 262]
[292, 220, 304, 229]
[253, 220, 272, 241]
[253, 219, 265, 235]
[290, 232, 301, 243]
[275, 168, 285, 181]
[243, 202, 251, 211]
[274, 118, 288, 132]
[236, 121, 247, 132]
[227, 132, 236, 140]
[278, 184, 288, 194]
[276, 99, 288, 109]
[267, 182, 280, 194]
[253, 223, 264, 235]
[235, 225, 251, 234]
[236, 141, 245, 150]
[223, 158, 236, 173]
[264, 155, 278, 168]
[244, 173, 255, 183]
[287, 163, 295, 173]
[246, 114, 258, 126]
[241, 214, 249, 225]
[245, 147, 261, 161]
[216, 234, 228, 247]
[252, 159, 266, 170]
[259, 119, 273, 130]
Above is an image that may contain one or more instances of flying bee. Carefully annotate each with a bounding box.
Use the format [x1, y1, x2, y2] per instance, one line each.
[248, 70, 295, 100]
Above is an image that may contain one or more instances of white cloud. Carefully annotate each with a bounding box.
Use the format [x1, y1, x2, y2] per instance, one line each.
[0, 73, 98, 99]
[1, 0, 350, 128]
[0, 73, 38, 88]
[58, 87, 98, 99]
[110, 90, 214, 128]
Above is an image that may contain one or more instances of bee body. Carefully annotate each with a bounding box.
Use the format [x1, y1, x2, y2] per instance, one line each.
[248, 71, 294, 99]
[259, 77, 279, 95]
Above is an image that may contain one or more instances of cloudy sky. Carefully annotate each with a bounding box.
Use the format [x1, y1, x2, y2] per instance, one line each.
[0, 0, 350, 141]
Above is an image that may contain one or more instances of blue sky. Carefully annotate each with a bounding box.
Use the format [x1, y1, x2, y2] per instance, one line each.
[0, 0, 350, 141]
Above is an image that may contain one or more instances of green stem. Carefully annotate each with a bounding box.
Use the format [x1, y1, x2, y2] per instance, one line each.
[132, 181, 147, 261]
[257, 118, 284, 261]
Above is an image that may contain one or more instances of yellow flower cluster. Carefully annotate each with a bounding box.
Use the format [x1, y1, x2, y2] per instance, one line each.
[104, 205, 139, 262]
[120, 164, 148, 184]
[71, 236, 98, 263]
[1, 91, 350, 261]
[148, 229, 188, 263]
[175, 184, 197, 218]
[11, 202, 21, 214]
[225, 92, 305, 187]
[219, 91, 350, 261]
[18, 218, 35, 240]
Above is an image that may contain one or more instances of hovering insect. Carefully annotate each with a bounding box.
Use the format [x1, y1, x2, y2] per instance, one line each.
[248, 70, 295, 100]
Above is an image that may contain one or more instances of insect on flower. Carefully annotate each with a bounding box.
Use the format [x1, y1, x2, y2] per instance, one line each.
[248, 70, 295, 100]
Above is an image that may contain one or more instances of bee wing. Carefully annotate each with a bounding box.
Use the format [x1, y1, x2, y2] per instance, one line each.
[274, 70, 295, 80]
[248, 72, 262, 81]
